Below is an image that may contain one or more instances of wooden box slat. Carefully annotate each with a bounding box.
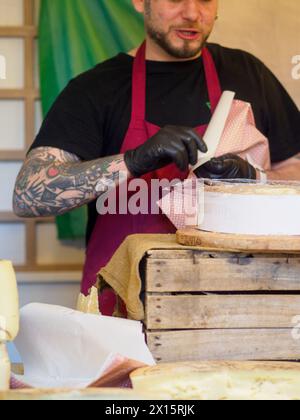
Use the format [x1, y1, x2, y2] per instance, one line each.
[146, 255, 300, 292]
[144, 248, 300, 362]
[146, 329, 300, 363]
[146, 295, 300, 330]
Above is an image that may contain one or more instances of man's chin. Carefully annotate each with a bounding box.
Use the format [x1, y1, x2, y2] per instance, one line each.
[159, 35, 206, 59]
[164, 43, 204, 59]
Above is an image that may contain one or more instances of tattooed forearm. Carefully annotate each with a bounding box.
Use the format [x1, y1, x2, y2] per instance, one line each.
[13, 147, 129, 217]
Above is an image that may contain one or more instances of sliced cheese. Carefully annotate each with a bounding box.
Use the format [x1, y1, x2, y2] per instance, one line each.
[0, 260, 19, 342]
[0, 343, 10, 391]
[131, 361, 300, 400]
[76, 287, 101, 315]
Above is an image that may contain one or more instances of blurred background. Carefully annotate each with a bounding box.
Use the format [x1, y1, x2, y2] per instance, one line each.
[0, 0, 299, 316]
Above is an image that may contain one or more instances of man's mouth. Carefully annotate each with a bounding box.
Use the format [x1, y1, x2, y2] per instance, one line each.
[175, 29, 201, 41]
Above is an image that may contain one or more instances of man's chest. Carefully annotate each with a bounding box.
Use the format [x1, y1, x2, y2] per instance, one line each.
[102, 73, 212, 155]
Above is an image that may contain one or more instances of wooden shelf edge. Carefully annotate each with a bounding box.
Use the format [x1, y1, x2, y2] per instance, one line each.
[0, 151, 25, 160]
[0, 89, 40, 99]
[16, 270, 82, 284]
[0, 213, 55, 223]
[0, 26, 37, 37]
[14, 265, 84, 273]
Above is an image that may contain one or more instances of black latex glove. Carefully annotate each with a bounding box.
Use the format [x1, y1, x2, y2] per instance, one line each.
[194, 153, 257, 180]
[124, 126, 208, 177]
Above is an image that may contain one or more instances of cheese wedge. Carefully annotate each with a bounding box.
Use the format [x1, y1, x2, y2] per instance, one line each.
[76, 287, 101, 315]
[0, 343, 10, 391]
[0, 261, 19, 342]
[130, 361, 300, 400]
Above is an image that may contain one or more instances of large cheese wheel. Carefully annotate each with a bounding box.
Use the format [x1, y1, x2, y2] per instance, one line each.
[199, 181, 300, 236]
[130, 361, 300, 400]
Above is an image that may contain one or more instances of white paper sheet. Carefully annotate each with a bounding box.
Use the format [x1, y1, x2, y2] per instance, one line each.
[192, 91, 236, 171]
[14, 304, 155, 389]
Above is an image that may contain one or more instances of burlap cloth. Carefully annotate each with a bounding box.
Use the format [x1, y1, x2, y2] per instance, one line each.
[98, 233, 226, 321]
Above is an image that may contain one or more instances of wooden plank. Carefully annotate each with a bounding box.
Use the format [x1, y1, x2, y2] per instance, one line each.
[146, 295, 300, 329]
[146, 249, 281, 259]
[177, 228, 300, 253]
[0, 151, 25, 161]
[146, 329, 300, 363]
[24, 0, 35, 26]
[22, 0, 39, 273]
[147, 249, 201, 259]
[0, 213, 54, 223]
[0, 27, 37, 37]
[0, 89, 39, 99]
[24, 97, 35, 148]
[25, 220, 36, 269]
[14, 264, 84, 273]
[0, 89, 40, 100]
[146, 255, 300, 292]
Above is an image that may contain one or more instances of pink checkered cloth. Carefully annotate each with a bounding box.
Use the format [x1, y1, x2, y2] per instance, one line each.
[159, 100, 271, 229]
[10, 375, 31, 390]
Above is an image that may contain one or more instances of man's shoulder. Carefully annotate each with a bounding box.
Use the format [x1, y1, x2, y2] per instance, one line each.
[69, 53, 133, 94]
[207, 43, 265, 70]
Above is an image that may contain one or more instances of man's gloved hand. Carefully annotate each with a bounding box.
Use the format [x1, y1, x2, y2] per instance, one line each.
[194, 153, 257, 180]
[124, 126, 207, 177]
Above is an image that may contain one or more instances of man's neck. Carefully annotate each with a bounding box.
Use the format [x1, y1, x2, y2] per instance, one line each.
[128, 38, 202, 62]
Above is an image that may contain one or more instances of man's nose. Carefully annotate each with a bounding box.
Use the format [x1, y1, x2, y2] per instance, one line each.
[181, 0, 202, 21]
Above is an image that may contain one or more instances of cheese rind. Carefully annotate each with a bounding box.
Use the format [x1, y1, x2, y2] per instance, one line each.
[0, 344, 10, 391]
[200, 182, 300, 236]
[205, 182, 300, 196]
[131, 362, 300, 400]
[0, 261, 19, 341]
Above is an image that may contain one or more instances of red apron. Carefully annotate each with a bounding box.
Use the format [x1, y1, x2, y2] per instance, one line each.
[81, 42, 222, 314]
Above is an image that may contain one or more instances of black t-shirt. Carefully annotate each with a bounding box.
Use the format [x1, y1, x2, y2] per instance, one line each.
[30, 43, 300, 243]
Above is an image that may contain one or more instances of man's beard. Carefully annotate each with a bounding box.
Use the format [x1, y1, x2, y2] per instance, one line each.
[147, 24, 208, 59]
[144, 1, 208, 59]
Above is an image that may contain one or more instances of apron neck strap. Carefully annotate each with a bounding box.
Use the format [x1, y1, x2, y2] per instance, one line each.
[202, 47, 222, 113]
[131, 41, 147, 122]
[131, 41, 222, 121]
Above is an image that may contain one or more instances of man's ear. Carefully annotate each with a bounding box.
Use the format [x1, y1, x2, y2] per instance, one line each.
[132, 0, 145, 14]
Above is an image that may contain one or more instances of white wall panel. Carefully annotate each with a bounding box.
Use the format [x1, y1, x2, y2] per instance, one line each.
[36, 223, 85, 265]
[18, 282, 80, 309]
[0, 100, 25, 150]
[35, 100, 42, 135]
[0, 223, 26, 265]
[210, 0, 300, 108]
[0, 38, 24, 89]
[0, 0, 23, 26]
[0, 162, 22, 211]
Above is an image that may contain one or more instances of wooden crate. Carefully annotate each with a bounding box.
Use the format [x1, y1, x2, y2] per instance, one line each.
[143, 249, 300, 363]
